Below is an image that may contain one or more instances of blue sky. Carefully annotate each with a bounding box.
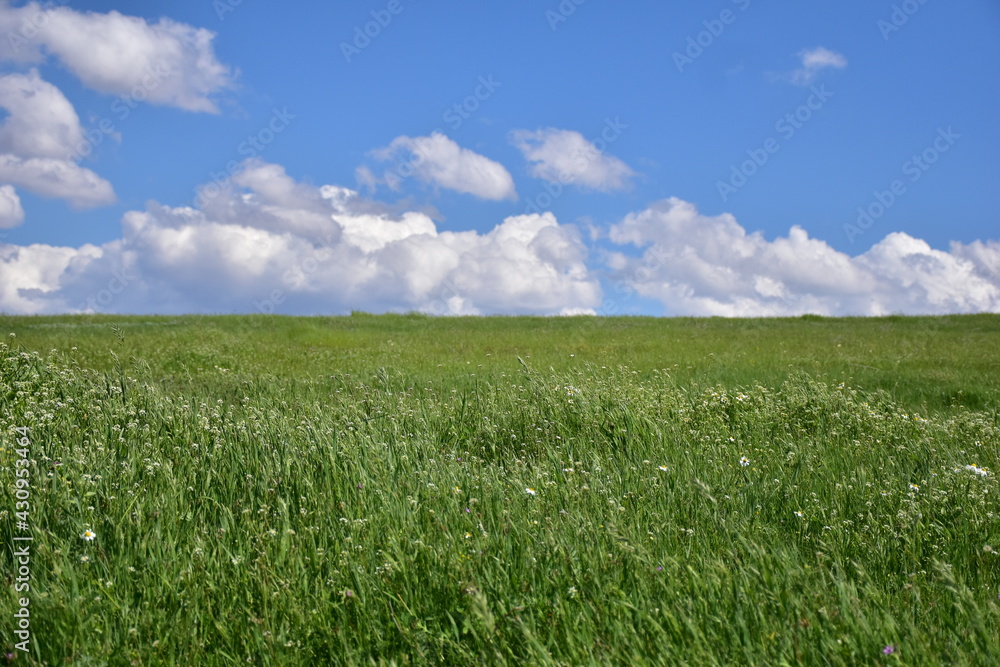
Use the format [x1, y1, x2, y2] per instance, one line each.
[1, 0, 998, 316]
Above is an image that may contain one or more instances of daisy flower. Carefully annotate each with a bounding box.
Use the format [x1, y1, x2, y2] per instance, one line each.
[82, 529, 96, 541]
[739, 456, 750, 467]
[525, 488, 537, 496]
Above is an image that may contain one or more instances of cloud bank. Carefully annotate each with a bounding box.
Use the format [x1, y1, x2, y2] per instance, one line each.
[2, 172, 997, 317]
[607, 197, 1000, 316]
[0, 160, 598, 315]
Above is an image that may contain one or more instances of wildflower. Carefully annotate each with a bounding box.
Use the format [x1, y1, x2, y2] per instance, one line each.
[464, 532, 472, 539]
[964, 465, 988, 477]
[453, 486, 462, 494]
[909, 484, 919, 492]
[794, 511, 804, 519]
[82, 529, 96, 541]
[883, 645, 895, 655]
[80, 555, 90, 563]
[658, 466, 669, 472]
[740, 456, 750, 467]
[568, 586, 578, 598]
[525, 488, 536, 496]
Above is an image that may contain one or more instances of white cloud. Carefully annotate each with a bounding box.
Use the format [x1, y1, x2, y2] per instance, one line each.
[0, 241, 102, 313]
[371, 133, 517, 201]
[0, 2, 235, 113]
[0, 70, 115, 211]
[0, 154, 115, 209]
[510, 128, 634, 192]
[1, 164, 996, 317]
[0, 159, 598, 315]
[0, 185, 24, 228]
[789, 47, 847, 85]
[607, 197, 1000, 316]
[0, 69, 82, 158]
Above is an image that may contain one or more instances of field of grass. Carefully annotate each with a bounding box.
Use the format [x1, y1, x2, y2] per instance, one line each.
[2, 314, 999, 665]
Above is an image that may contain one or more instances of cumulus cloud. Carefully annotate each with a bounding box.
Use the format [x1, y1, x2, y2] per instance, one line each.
[0, 155, 115, 208]
[0, 159, 599, 315]
[370, 133, 517, 201]
[789, 47, 847, 85]
[0, 70, 115, 212]
[0, 2, 235, 112]
[0, 69, 82, 158]
[607, 197, 1000, 316]
[510, 127, 635, 192]
[1, 162, 995, 317]
[0, 184, 24, 228]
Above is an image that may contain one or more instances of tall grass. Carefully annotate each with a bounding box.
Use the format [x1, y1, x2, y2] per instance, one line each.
[2, 334, 998, 665]
[3, 313, 999, 414]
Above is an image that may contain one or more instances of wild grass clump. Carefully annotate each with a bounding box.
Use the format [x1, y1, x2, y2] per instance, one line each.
[1, 340, 998, 665]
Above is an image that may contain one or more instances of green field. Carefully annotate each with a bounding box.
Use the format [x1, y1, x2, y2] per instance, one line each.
[2, 314, 999, 665]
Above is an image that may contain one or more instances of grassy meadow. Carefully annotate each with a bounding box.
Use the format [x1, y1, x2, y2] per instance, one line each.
[1, 314, 999, 665]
